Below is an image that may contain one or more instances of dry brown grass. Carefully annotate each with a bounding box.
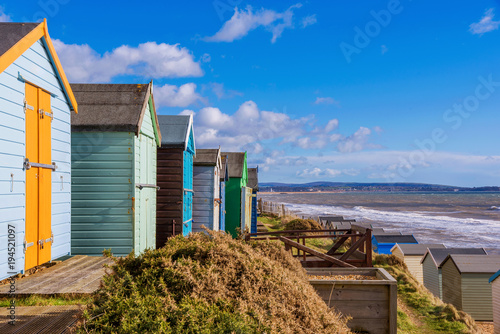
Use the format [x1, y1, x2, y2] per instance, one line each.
[77, 230, 351, 333]
[283, 218, 323, 232]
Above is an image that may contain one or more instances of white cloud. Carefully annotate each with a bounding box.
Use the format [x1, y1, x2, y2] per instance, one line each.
[179, 109, 195, 116]
[154, 83, 205, 108]
[302, 14, 317, 28]
[381, 45, 388, 55]
[325, 119, 339, 132]
[53, 40, 203, 83]
[204, 4, 304, 43]
[469, 8, 500, 35]
[337, 127, 381, 153]
[314, 97, 340, 106]
[296, 167, 341, 178]
[0, 6, 11, 22]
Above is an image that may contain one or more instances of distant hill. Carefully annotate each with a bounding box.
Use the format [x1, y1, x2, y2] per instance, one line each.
[258, 182, 500, 192]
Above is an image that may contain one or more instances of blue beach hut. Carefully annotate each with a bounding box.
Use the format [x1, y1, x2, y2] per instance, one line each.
[156, 115, 195, 247]
[0, 21, 78, 279]
[372, 234, 418, 254]
[247, 167, 259, 234]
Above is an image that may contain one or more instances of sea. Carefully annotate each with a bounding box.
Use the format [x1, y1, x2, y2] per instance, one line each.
[258, 191, 500, 255]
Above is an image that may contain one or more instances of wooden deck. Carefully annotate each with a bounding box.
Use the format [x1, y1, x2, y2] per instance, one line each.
[0, 305, 80, 334]
[0, 255, 113, 296]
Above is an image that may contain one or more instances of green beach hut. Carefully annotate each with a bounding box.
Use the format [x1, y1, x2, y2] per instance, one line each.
[71, 83, 161, 256]
[221, 152, 248, 237]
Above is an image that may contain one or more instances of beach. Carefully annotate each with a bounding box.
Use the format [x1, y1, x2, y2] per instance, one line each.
[259, 191, 500, 254]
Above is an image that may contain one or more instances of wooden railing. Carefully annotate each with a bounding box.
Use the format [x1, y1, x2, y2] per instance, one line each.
[245, 225, 372, 268]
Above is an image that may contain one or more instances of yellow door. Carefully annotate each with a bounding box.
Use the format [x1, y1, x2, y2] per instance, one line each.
[25, 83, 52, 270]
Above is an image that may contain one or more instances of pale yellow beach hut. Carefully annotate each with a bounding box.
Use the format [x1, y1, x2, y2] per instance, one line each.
[490, 270, 500, 334]
[391, 243, 446, 284]
[441, 254, 500, 321]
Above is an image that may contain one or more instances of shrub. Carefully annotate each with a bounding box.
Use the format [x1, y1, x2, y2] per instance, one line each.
[283, 218, 322, 231]
[77, 230, 350, 334]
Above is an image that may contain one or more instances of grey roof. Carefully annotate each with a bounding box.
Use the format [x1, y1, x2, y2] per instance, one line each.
[393, 243, 446, 256]
[71, 83, 155, 134]
[247, 168, 258, 191]
[222, 152, 246, 178]
[158, 115, 192, 148]
[445, 254, 500, 274]
[0, 23, 39, 57]
[422, 248, 487, 267]
[194, 149, 220, 166]
[220, 154, 228, 181]
[373, 235, 418, 244]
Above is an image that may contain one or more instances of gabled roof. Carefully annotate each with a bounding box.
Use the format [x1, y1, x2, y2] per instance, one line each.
[391, 243, 446, 256]
[420, 247, 487, 267]
[71, 83, 161, 145]
[372, 235, 418, 244]
[0, 20, 77, 112]
[443, 254, 500, 274]
[490, 269, 500, 283]
[247, 167, 259, 191]
[220, 154, 228, 181]
[222, 152, 246, 178]
[194, 148, 221, 167]
[158, 115, 195, 151]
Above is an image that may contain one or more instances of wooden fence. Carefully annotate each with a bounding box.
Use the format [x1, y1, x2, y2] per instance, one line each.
[258, 198, 314, 220]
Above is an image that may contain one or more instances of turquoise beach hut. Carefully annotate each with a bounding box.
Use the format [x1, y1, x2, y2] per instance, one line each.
[0, 21, 77, 279]
[371, 234, 418, 254]
[71, 83, 161, 256]
[156, 115, 195, 247]
[247, 167, 259, 234]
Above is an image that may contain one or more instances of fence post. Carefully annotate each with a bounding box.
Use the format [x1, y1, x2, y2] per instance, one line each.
[282, 204, 286, 217]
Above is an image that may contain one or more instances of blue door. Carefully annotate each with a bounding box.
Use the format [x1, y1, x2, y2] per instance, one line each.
[251, 191, 257, 233]
[219, 182, 226, 231]
[183, 151, 193, 235]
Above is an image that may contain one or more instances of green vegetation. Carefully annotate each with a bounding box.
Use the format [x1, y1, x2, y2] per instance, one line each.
[0, 295, 91, 307]
[374, 254, 477, 334]
[283, 218, 322, 231]
[76, 230, 350, 334]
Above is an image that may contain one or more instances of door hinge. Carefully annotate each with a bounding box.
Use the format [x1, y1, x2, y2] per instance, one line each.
[45, 232, 54, 244]
[24, 158, 58, 171]
[23, 239, 34, 254]
[24, 100, 34, 113]
[38, 108, 53, 121]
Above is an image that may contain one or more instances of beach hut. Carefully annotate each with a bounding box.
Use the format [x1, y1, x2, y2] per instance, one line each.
[372, 235, 418, 254]
[441, 254, 500, 321]
[490, 270, 500, 334]
[420, 247, 487, 300]
[247, 167, 259, 234]
[156, 115, 195, 247]
[219, 154, 228, 231]
[192, 148, 221, 233]
[71, 83, 160, 256]
[390, 243, 446, 284]
[221, 152, 248, 237]
[0, 21, 77, 279]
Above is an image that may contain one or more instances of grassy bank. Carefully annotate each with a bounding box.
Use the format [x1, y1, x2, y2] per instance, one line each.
[258, 214, 480, 334]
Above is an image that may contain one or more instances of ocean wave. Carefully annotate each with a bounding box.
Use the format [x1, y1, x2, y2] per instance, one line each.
[283, 202, 500, 249]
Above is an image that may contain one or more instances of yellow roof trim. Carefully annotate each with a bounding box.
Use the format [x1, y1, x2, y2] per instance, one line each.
[0, 20, 78, 113]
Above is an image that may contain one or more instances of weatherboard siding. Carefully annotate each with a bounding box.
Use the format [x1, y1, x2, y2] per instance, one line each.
[193, 166, 214, 232]
[71, 132, 134, 256]
[0, 39, 72, 280]
[133, 101, 156, 254]
[405, 256, 425, 284]
[441, 258, 462, 310]
[422, 256, 441, 298]
[492, 277, 500, 334]
[462, 274, 494, 321]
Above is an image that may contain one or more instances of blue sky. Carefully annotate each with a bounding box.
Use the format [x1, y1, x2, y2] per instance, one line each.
[2, 0, 500, 187]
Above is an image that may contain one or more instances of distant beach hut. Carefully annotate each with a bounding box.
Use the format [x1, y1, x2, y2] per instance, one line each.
[221, 152, 248, 237]
[247, 167, 259, 234]
[372, 235, 418, 255]
[156, 115, 195, 246]
[219, 154, 228, 232]
[420, 248, 487, 300]
[0, 21, 78, 279]
[71, 83, 160, 256]
[441, 254, 500, 321]
[192, 148, 221, 233]
[490, 269, 500, 334]
[372, 228, 403, 236]
[390, 243, 446, 284]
